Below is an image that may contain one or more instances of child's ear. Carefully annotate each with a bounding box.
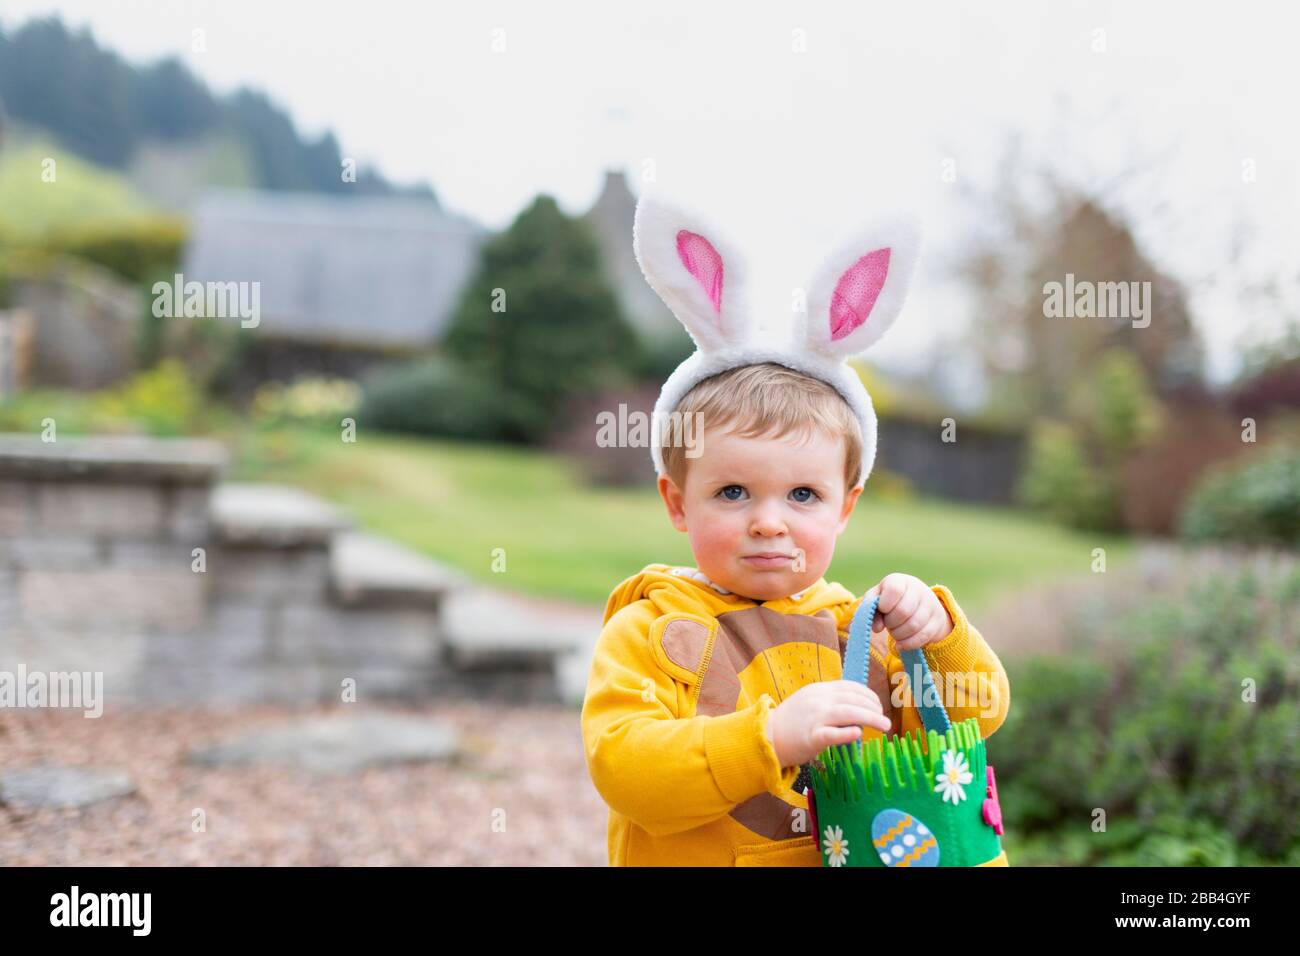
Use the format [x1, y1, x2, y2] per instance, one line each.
[658, 474, 689, 532]
[837, 482, 864, 533]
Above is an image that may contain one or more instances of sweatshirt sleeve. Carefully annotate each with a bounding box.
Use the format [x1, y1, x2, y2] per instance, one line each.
[834, 585, 1011, 740]
[893, 584, 1010, 739]
[581, 601, 802, 837]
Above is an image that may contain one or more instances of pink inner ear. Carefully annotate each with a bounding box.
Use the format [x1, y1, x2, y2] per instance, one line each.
[830, 248, 891, 341]
[676, 230, 724, 314]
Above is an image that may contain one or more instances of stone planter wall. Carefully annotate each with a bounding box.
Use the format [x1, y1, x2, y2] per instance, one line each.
[0, 434, 536, 710]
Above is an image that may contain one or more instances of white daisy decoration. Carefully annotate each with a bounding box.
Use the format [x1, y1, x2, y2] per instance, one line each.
[822, 825, 850, 866]
[934, 749, 974, 804]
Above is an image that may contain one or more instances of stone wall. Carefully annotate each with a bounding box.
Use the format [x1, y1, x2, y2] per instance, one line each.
[0, 309, 36, 397]
[0, 433, 558, 710]
[9, 260, 140, 391]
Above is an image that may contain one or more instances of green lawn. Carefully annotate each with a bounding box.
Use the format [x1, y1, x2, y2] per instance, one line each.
[230, 426, 1133, 610]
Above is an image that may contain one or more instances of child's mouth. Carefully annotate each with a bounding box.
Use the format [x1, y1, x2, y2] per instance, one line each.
[742, 554, 793, 569]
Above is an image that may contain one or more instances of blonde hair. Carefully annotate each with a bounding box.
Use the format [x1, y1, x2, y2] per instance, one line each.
[660, 362, 862, 494]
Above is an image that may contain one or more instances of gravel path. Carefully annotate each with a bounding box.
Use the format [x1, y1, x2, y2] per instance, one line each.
[0, 702, 608, 866]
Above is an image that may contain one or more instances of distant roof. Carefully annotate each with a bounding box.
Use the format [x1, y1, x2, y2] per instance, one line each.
[182, 189, 488, 348]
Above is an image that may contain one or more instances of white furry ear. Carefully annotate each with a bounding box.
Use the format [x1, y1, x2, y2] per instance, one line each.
[798, 215, 921, 358]
[633, 192, 754, 352]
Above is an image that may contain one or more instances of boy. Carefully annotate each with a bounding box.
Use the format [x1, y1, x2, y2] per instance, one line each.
[581, 192, 1009, 866]
[581, 363, 1010, 866]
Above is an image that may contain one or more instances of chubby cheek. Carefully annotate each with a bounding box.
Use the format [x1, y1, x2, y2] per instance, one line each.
[686, 509, 746, 567]
[787, 519, 837, 572]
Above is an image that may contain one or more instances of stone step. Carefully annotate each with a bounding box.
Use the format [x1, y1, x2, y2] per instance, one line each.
[440, 585, 604, 705]
[329, 531, 468, 609]
[211, 482, 351, 548]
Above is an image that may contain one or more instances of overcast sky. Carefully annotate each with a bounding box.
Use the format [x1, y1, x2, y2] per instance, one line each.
[4, 0, 1298, 387]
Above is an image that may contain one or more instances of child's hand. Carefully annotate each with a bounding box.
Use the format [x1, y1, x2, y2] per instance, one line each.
[864, 573, 955, 651]
[765, 681, 892, 768]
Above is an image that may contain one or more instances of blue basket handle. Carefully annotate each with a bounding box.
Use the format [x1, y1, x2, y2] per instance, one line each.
[843, 593, 952, 736]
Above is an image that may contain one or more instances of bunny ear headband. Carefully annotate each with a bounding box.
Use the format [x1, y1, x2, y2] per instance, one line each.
[632, 191, 922, 488]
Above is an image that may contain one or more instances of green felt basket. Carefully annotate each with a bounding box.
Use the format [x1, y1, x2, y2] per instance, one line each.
[805, 595, 1006, 867]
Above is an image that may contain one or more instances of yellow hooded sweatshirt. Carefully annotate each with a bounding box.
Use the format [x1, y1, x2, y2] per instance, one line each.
[581, 564, 1011, 866]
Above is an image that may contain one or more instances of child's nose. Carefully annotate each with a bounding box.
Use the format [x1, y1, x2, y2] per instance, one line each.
[749, 503, 788, 537]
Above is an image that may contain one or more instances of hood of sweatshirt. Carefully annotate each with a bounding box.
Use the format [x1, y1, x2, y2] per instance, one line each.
[601, 563, 858, 627]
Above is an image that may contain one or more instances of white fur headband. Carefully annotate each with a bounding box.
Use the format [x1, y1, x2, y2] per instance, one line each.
[632, 191, 922, 488]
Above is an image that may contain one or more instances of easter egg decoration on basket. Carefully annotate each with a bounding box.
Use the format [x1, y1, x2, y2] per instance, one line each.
[804, 594, 1008, 867]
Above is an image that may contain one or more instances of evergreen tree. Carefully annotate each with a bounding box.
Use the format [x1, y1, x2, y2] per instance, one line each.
[443, 195, 641, 441]
[0, 16, 431, 197]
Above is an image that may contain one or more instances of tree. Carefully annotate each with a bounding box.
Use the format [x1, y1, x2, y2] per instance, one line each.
[957, 139, 1204, 423]
[0, 15, 434, 197]
[1018, 346, 1167, 531]
[136, 58, 219, 141]
[442, 195, 640, 442]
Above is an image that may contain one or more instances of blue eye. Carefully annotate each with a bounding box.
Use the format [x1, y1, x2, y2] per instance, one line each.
[791, 487, 820, 503]
[718, 485, 746, 501]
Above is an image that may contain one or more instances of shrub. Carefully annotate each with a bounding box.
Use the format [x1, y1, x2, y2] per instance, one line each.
[251, 376, 361, 429]
[42, 218, 187, 285]
[1068, 347, 1162, 463]
[356, 355, 522, 441]
[1020, 348, 1165, 531]
[1178, 445, 1300, 548]
[0, 387, 102, 434]
[994, 559, 1300, 865]
[1017, 419, 1117, 529]
[862, 466, 914, 501]
[90, 357, 207, 436]
[0, 358, 212, 436]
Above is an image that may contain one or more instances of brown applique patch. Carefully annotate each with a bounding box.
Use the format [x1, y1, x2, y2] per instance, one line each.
[695, 607, 840, 716]
[692, 606, 843, 841]
[732, 789, 805, 841]
[659, 617, 711, 676]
